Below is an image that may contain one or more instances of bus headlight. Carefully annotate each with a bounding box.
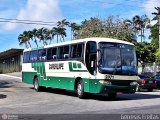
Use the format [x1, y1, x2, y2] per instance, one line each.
[130, 81, 138, 86]
[99, 80, 112, 85]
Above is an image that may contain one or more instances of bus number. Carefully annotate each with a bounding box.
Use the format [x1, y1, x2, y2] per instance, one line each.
[106, 75, 114, 80]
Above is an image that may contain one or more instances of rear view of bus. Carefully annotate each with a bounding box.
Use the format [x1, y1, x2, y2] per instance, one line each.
[22, 38, 138, 99]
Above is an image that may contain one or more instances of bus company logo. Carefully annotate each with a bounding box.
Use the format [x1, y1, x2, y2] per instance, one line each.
[1, 114, 8, 120]
[49, 63, 64, 70]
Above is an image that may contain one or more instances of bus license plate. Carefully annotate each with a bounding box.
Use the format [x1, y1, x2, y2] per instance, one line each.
[149, 81, 153, 83]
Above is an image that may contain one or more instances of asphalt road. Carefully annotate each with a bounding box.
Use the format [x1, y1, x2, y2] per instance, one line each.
[0, 73, 160, 119]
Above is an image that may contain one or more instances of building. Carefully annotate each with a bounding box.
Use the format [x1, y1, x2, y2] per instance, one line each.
[0, 48, 23, 73]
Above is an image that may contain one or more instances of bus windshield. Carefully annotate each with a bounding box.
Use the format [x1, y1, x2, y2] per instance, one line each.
[98, 42, 137, 75]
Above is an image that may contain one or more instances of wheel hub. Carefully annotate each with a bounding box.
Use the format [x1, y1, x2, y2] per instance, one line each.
[77, 84, 82, 95]
[34, 80, 38, 89]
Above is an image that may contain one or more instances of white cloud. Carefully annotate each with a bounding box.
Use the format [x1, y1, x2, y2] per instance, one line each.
[143, 0, 160, 18]
[3, 0, 62, 31]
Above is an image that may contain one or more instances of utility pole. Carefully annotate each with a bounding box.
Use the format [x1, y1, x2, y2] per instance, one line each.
[152, 7, 160, 66]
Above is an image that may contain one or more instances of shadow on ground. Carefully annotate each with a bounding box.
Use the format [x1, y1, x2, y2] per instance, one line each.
[30, 87, 160, 101]
[0, 81, 14, 88]
[0, 94, 7, 99]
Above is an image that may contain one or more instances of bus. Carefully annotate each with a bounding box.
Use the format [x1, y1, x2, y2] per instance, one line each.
[22, 37, 138, 99]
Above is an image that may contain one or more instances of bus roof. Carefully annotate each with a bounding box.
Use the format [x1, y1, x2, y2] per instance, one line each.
[24, 37, 134, 52]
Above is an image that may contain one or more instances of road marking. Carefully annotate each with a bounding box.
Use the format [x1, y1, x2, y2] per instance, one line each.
[0, 74, 22, 80]
[0, 88, 17, 92]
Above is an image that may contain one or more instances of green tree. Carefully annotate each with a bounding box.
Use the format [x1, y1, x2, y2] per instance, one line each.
[57, 19, 69, 27]
[132, 15, 150, 43]
[69, 22, 80, 40]
[18, 33, 30, 48]
[37, 27, 47, 45]
[136, 42, 156, 63]
[23, 31, 31, 47]
[150, 7, 160, 49]
[32, 28, 39, 47]
[76, 16, 137, 43]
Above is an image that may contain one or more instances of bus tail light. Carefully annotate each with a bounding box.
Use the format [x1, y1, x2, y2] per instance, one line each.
[99, 80, 111, 85]
[142, 80, 146, 84]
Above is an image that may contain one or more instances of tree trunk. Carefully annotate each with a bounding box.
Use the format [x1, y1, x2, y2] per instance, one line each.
[141, 29, 143, 43]
[28, 42, 31, 48]
[34, 37, 38, 47]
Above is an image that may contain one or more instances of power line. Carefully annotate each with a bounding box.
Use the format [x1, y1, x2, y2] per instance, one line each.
[0, 20, 57, 26]
[0, 18, 57, 24]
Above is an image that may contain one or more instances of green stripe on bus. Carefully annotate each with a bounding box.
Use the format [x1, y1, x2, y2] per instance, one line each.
[68, 62, 87, 72]
[32, 62, 47, 80]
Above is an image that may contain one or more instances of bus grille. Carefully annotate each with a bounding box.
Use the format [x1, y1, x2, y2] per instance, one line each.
[111, 80, 131, 86]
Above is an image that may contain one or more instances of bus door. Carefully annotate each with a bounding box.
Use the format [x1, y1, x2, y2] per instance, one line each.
[85, 41, 97, 75]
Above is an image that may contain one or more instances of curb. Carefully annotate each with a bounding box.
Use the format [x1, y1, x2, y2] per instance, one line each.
[0, 74, 22, 80]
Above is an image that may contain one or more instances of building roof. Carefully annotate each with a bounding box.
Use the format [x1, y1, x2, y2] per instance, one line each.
[0, 48, 24, 59]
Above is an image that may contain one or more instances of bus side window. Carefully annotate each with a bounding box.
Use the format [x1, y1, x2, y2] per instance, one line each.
[47, 48, 53, 60]
[30, 50, 38, 62]
[52, 48, 57, 60]
[47, 47, 57, 61]
[59, 46, 69, 59]
[71, 44, 77, 58]
[23, 52, 30, 63]
[59, 47, 64, 59]
[38, 49, 46, 61]
[77, 44, 83, 58]
[71, 44, 83, 58]
[63, 46, 69, 59]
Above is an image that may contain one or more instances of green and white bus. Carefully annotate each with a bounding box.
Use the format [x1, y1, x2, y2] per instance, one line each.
[22, 37, 138, 99]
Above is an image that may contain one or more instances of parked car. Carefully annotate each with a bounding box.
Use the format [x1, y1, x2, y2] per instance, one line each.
[137, 73, 157, 92]
[155, 73, 160, 89]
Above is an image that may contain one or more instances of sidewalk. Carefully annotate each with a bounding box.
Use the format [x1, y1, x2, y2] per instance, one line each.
[6, 72, 22, 78]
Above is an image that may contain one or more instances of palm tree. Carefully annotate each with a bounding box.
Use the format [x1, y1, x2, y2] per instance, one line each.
[70, 22, 80, 40]
[55, 19, 69, 42]
[32, 28, 39, 47]
[53, 27, 60, 43]
[124, 19, 138, 36]
[43, 28, 53, 45]
[58, 27, 67, 42]
[52, 26, 67, 43]
[49, 29, 55, 44]
[18, 33, 29, 48]
[37, 27, 47, 45]
[132, 15, 150, 43]
[22, 31, 32, 48]
[57, 19, 69, 27]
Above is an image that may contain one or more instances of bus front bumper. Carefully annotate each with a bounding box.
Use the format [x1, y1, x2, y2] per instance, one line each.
[100, 85, 136, 94]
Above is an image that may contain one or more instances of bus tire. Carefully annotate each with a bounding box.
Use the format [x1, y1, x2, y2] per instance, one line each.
[108, 93, 117, 99]
[136, 84, 140, 92]
[34, 77, 42, 92]
[77, 80, 85, 99]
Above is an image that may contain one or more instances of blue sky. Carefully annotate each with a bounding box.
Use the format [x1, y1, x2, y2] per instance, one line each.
[0, 0, 159, 52]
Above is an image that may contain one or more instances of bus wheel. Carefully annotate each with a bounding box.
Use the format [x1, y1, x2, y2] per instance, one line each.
[108, 93, 117, 99]
[77, 80, 85, 99]
[136, 84, 140, 92]
[34, 77, 42, 92]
